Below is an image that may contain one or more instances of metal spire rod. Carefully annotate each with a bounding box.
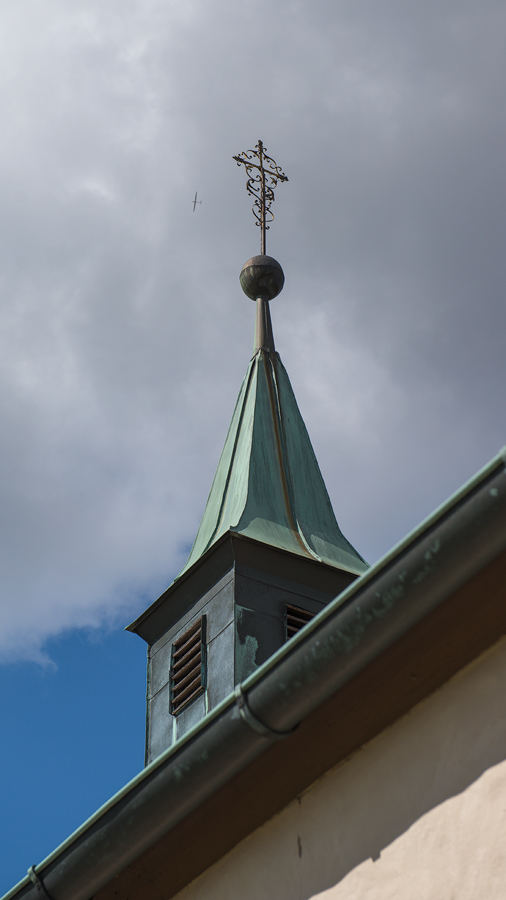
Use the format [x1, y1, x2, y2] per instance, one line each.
[233, 140, 288, 255]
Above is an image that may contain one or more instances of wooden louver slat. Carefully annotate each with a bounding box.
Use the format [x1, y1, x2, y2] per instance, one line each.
[171, 617, 205, 715]
[286, 604, 316, 640]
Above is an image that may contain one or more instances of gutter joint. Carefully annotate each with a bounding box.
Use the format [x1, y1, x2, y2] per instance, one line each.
[234, 683, 298, 740]
[27, 868, 55, 900]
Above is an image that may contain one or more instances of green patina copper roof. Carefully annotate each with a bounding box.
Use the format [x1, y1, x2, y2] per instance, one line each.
[177, 347, 368, 579]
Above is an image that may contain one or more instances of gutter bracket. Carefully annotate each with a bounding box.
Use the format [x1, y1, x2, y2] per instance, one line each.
[27, 868, 55, 900]
[234, 683, 298, 740]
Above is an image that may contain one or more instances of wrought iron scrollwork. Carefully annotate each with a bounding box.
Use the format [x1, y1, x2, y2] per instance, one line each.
[233, 140, 288, 255]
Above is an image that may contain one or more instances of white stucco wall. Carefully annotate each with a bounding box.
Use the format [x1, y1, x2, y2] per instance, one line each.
[176, 633, 506, 900]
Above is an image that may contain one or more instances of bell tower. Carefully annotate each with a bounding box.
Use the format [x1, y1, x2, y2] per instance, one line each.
[127, 142, 368, 765]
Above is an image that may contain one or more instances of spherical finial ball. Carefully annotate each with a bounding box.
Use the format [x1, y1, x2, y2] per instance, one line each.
[239, 256, 285, 301]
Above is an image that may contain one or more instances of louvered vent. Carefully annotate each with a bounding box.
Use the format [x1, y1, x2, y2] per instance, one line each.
[286, 604, 315, 640]
[171, 617, 206, 715]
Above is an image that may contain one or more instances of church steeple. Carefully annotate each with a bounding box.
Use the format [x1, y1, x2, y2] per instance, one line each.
[180, 144, 366, 582]
[180, 277, 366, 580]
[128, 143, 367, 764]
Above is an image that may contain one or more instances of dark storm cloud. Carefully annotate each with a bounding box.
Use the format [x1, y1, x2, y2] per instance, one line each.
[0, 0, 505, 660]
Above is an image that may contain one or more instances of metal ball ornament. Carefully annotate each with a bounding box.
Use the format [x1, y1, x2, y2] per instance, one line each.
[239, 256, 285, 301]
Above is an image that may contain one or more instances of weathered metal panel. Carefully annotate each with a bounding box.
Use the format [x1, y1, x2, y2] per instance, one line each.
[207, 622, 235, 709]
[150, 569, 234, 655]
[235, 571, 326, 620]
[149, 638, 173, 699]
[206, 579, 235, 642]
[235, 605, 285, 683]
[175, 692, 207, 741]
[147, 684, 173, 763]
[235, 555, 348, 604]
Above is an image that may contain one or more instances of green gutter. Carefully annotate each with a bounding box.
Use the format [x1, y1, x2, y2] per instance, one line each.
[4, 448, 506, 900]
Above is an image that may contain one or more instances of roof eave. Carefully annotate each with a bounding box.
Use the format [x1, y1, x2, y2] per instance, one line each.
[126, 529, 360, 645]
[6, 447, 506, 900]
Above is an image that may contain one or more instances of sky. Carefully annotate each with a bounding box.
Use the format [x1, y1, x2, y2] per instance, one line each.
[1, 0, 506, 891]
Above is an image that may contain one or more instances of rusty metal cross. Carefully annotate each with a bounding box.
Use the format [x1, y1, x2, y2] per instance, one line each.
[233, 140, 288, 255]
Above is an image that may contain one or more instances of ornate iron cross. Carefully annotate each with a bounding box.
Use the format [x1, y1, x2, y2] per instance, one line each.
[233, 140, 288, 255]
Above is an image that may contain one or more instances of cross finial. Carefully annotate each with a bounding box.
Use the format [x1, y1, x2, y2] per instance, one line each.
[233, 140, 288, 255]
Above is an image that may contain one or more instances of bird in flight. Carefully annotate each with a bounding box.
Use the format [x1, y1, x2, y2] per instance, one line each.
[192, 192, 202, 212]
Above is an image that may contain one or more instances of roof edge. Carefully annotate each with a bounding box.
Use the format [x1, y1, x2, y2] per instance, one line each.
[126, 529, 361, 644]
[6, 447, 506, 900]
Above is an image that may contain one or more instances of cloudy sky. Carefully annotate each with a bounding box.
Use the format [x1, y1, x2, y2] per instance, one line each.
[1, 0, 505, 888]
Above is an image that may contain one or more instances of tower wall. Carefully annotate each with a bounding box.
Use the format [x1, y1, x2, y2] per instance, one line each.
[144, 535, 357, 765]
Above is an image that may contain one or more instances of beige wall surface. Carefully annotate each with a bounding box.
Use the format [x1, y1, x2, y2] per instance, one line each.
[176, 633, 506, 900]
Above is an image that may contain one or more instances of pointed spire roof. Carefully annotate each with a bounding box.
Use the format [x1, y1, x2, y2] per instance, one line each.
[176, 140, 367, 584]
[178, 337, 367, 580]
